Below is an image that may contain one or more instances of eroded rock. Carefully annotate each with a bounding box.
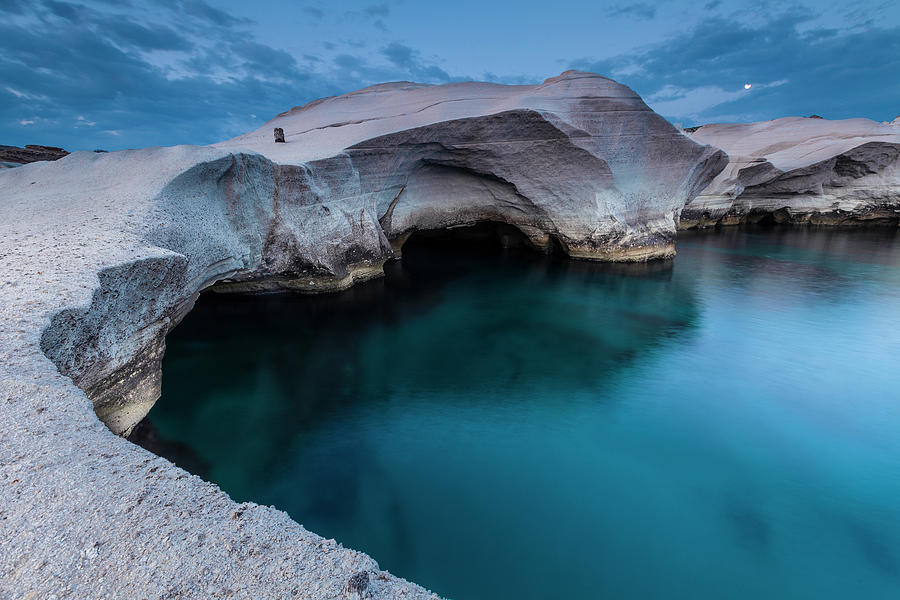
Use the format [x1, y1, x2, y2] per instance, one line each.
[0, 144, 69, 164]
[23, 72, 728, 436]
[0, 71, 726, 600]
[220, 70, 727, 261]
[682, 117, 900, 228]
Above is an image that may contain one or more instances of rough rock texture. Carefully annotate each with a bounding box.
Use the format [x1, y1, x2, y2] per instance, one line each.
[0, 147, 438, 600]
[682, 117, 900, 228]
[219, 71, 727, 260]
[0, 143, 69, 164]
[0, 71, 723, 599]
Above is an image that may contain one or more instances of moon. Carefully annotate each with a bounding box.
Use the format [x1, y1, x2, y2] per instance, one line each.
[744, 83, 752, 90]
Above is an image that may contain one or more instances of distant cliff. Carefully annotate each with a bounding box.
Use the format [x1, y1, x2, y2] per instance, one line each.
[682, 117, 900, 228]
[0, 144, 69, 166]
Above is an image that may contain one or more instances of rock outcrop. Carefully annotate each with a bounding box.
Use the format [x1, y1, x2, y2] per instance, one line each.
[32, 71, 725, 436]
[219, 71, 727, 260]
[681, 117, 900, 228]
[0, 71, 723, 599]
[0, 143, 69, 165]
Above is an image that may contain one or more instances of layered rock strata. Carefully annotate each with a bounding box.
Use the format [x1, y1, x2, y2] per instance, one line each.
[682, 117, 900, 228]
[32, 71, 726, 436]
[0, 143, 69, 165]
[219, 71, 727, 260]
[1, 71, 723, 598]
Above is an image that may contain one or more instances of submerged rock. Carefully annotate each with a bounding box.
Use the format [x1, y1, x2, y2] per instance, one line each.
[682, 117, 900, 228]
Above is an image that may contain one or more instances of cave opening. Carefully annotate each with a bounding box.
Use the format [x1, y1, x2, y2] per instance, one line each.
[125, 226, 900, 600]
[396, 221, 560, 257]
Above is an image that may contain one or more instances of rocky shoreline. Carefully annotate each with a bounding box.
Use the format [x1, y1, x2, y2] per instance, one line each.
[1, 71, 898, 599]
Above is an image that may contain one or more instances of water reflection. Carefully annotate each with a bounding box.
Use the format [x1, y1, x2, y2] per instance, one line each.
[145, 226, 900, 600]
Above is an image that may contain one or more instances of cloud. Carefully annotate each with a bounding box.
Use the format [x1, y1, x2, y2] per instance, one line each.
[0, 0, 465, 150]
[570, 9, 900, 124]
[302, 6, 323, 19]
[343, 2, 391, 30]
[646, 82, 789, 120]
[381, 42, 451, 82]
[0, 0, 29, 14]
[363, 3, 389, 18]
[5, 87, 47, 100]
[102, 18, 192, 51]
[177, 0, 252, 27]
[607, 3, 657, 20]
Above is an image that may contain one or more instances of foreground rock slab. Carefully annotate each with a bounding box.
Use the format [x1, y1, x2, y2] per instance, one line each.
[682, 117, 900, 227]
[0, 71, 723, 598]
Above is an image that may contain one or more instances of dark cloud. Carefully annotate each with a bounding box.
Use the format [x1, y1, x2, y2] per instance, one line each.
[43, 0, 83, 21]
[704, 0, 721, 9]
[607, 3, 657, 20]
[334, 54, 367, 71]
[363, 3, 389, 18]
[8, 0, 890, 151]
[0, 0, 28, 14]
[344, 2, 391, 29]
[0, 0, 466, 150]
[381, 42, 451, 82]
[229, 40, 301, 76]
[178, 0, 251, 27]
[571, 10, 900, 124]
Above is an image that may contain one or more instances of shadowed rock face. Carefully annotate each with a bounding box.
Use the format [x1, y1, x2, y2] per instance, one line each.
[0, 144, 69, 165]
[24, 71, 726, 436]
[1, 71, 723, 600]
[683, 117, 900, 228]
[219, 71, 727, 260]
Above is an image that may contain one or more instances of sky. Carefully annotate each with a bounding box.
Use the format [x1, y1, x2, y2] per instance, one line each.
[1, 0, 898, 151]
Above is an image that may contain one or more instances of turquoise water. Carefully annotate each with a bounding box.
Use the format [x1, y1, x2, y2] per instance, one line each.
[149, 227, 900, 599]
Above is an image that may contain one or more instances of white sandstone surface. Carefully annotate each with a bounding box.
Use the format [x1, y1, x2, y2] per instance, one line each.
[219, 71, 726, 258]
[683, 117, 900, 227]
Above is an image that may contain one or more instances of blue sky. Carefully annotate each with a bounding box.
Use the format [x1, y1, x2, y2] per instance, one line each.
[1, 0, 898, 150]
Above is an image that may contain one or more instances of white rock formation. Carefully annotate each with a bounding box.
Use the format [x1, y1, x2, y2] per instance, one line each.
[219, 71, 726, 260]
[0, 71, 724, 599]
[682, 117, 900, 227]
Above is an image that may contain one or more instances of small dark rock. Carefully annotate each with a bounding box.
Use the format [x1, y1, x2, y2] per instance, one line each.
[345, 571, 369, 598]
[274, 127, 285, 143]
[683, 125, 703, 133]
[808, 115, 824, 119]
[0, 144, 69, 164]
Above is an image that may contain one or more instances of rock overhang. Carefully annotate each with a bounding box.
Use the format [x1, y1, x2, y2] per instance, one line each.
[1, 70, 730, 599]
[682, 116, 900, 228]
